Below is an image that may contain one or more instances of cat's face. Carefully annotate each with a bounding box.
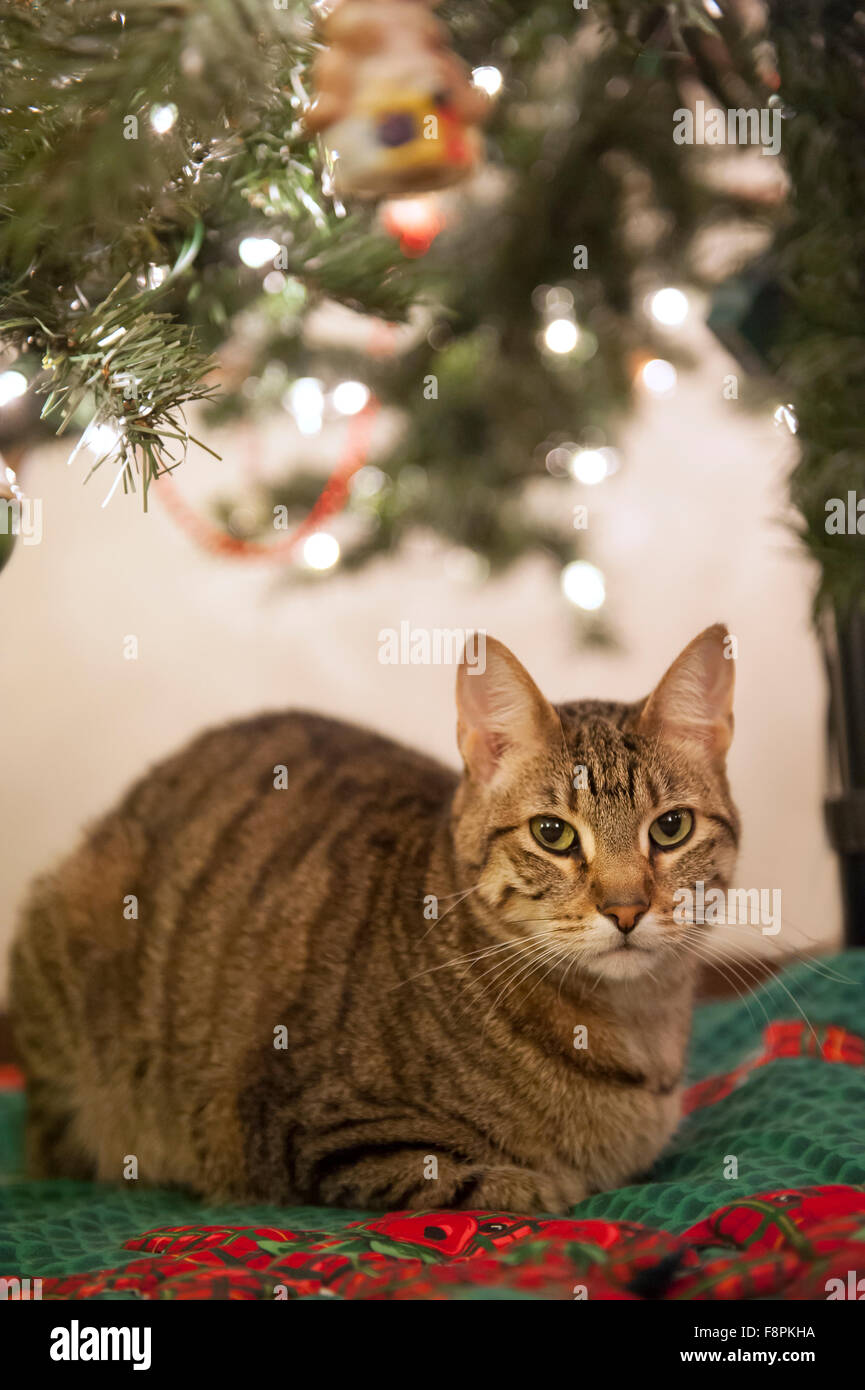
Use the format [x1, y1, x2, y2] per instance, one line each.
[452, 627, 739, 983]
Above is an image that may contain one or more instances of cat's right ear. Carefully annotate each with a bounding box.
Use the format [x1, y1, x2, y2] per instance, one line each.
[456, 636, 562, 783]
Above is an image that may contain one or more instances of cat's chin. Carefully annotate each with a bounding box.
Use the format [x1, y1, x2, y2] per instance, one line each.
[580, 942, 659, 982]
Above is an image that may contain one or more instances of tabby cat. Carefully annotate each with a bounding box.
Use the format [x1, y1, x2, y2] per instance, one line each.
[11, 624, 738, 1213]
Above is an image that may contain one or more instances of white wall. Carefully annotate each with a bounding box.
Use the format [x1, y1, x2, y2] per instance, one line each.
[0, 321, 839, 998]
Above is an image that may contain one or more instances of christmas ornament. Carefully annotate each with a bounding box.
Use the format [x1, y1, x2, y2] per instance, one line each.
[304, 0, 489, 199]
[380, 194, 446, 256]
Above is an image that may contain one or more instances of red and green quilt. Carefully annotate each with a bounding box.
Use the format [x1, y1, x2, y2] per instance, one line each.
[2, 952, 864, 1300]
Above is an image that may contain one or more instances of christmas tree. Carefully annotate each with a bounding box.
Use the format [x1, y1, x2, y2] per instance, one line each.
[0, 0, 773, 587]
[0, 1, 862, 612]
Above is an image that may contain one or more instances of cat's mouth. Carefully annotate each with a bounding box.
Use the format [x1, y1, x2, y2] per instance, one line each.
[585, 934, 661, 981]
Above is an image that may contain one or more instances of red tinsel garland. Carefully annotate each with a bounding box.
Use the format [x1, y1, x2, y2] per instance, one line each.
[156, 318, 397, 562]
[155, 398, 380, 562]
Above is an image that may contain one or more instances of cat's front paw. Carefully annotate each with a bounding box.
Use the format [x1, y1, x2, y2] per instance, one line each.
[469, 1166, 587, 1215]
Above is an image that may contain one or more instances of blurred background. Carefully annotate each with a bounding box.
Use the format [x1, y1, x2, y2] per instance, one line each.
[2, 0, 863, 997]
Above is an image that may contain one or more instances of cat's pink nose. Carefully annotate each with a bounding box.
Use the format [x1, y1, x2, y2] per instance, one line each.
[600, 901, 649, 934]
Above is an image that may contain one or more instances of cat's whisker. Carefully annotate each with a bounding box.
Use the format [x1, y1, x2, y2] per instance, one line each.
[506, 916, 578, 926]
[520, 941, 576, 1010]
[472, 951, 540, 1027]
[585, 963, 607, 997]
[451, 934, 565, 1015]
[674, 913, 848, 981]
[481, 938, 561, 1006]
[671, 938, 759, 1025]
[389, 929, 561, 991]
[557, 946, 578, 1003]
[688, 919, 854, 986]
[480, 940, 575, 1034]
[674, 932, 767, 1031]
[463, 935, 568, 1015]
[747, 911, 849, 956]
[481, 940, 569, 1032]
[639, 949, 668, 992]
[416, 883, 481, 942]
[721, 960, 823, 1049]
[679, 927, 821, 1044]
[469, 932, 562, 986]
[416, 884, 482, 903]
[681, 923, 832, 1003]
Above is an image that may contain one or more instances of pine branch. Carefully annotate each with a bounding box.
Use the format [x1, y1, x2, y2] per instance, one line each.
[0, 3, 367, 489]
[0, 1, 308, 266]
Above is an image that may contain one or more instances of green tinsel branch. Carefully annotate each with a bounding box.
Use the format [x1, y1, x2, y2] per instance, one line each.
[0, 0, 387, 495]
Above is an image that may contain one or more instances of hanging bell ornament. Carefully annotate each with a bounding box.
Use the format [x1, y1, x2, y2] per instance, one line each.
[304, 0, 489, 199]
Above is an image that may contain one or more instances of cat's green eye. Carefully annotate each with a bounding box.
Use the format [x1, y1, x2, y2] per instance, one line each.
[649, 808, 694, 850]
[530, 815, 577, 854]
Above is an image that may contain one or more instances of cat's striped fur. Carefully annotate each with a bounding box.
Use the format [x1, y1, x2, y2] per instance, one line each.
[10, 627, 739, 1213]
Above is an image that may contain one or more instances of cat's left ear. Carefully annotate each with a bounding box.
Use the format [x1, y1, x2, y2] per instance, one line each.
[456, 635, 562, 783]
[639, 623, 735, 764]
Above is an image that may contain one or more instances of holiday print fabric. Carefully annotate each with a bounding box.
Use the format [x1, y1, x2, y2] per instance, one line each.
[18, 1182, 865, 1301]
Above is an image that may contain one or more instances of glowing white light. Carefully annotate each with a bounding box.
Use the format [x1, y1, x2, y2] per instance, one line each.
[2, 462, 24, 505]
[85, 423, 122, 456]
[238, 236, 281, 269]
[302, 531, 340, 570]
[147, 264, 169, 289]
[545, 286, 574, 313]
[773, 402, 799, 434]
[149, 103, 178, 134]
[350, 465, 386, 498]
[649, 287, 689, 327]
[544, 319, 579, 354]
[66, 419, 124, 477]
[332, 381, 370, 416]
[472, 66, 503, 97]
[545, 446, 573, 476]
[0, 370, 27, 407]
[640, 358, 677, 395]
[287, 377, 324, 435]
[561, 560, 606, 611]
[703, 0, 723, 17]
[569, 449, 608, 485]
